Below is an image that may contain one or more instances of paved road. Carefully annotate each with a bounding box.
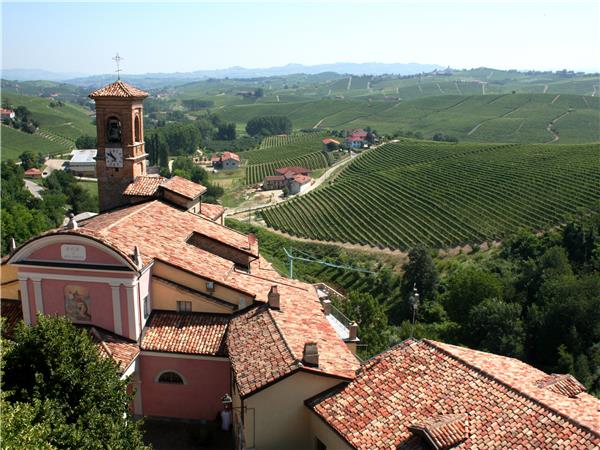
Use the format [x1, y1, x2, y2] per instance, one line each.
[24, 179, 44, 199]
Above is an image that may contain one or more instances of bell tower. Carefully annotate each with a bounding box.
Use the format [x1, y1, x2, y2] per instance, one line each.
[88, 80, 149, 212]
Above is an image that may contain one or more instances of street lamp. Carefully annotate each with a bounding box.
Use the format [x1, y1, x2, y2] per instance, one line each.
[409, 283, 420, 338]
[221, 394, 233, 431]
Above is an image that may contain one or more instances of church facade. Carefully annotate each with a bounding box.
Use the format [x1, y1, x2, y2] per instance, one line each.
[2, 80, 599, 450]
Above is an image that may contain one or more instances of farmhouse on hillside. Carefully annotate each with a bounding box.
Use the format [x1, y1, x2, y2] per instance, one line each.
[211, 151, 240, 169]
[3, 80, 599, 450]
[344, 129, 371, 148]
[0, 107, 15, 121]
[263, 165, 312, 193]
[322, 137, 340, 151]
[23, 167, 43, 178]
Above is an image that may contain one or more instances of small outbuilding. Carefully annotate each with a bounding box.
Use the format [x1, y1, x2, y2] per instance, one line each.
[24, 167, 43, 178]
[69, 149, 97, 177]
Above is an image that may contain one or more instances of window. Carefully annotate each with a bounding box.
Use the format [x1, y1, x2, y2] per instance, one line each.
[176, 300, 192, 312]
[143, 296, 150, 319]
[134, 115, 141, 142]
[106, 116, 122, 143]
[157, 371, 184, 384]
[314, 438, 327, 450]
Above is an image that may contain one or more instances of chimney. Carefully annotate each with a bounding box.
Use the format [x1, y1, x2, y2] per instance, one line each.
[303, 342, 319, 367]
[133, 245, 142, 269]
[66, 213, 78, 229]
[248, 233, 257, 248]
[348, 321, 358, 341]
[322, 299, 332, 315]
[9, 237, 16, 254]
[268, 285, 280, 309]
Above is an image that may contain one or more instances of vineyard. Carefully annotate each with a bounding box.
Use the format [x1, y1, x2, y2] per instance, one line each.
[244, 132, 331, 184]
[261, 140, 600, 250]
[246, 152, 329, 185]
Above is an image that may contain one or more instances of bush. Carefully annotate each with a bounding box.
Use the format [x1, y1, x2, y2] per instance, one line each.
[246, 116, 292, 137]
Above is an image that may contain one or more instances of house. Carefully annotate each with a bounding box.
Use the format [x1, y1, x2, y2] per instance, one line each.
[69, 149, 97, 177]
[211, 151, 241, 170]
[344, 129, 373, 149]
[306, 339, 600, 449]
[322, 138, 340, 151]
[262, 175, 286, 190]
[289, 174, 312, 195]
[0, 108, 15, 121]
[23, 167, 43, 178]
[263, 166, 312, 193]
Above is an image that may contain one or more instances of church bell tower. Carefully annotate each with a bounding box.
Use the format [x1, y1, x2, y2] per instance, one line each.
[88, 80, 149, 212]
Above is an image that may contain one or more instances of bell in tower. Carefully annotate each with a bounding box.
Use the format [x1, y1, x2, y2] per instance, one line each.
[88, 80, 149, 212]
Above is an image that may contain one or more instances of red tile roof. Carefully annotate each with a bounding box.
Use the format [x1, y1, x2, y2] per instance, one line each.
[1, 300, 22, 338]
[322, 138, 340, 145]
[161, 176, 207, 200]
[408, 414, 468, 450]
[308, 339, 600, 449]
[123, 176, 165, 197]
[88, 326, 139, 372]
[88, 80, 149, 99]
[141, 311, 228, 356]
[264, 175, 285, 182]
[275, 166, 310, 176]
[221, 151, 240, 162]
[292, 174, 311, 184]
[24, 168, 42, 176]
[199, 202, 225, 221]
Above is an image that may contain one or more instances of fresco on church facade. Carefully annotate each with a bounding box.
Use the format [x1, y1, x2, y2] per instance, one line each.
[64, 285, 92, 322]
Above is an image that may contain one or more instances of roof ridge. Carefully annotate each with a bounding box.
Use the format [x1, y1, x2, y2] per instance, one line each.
[423, 340, 600, 439]
[266, 307, 299, 369]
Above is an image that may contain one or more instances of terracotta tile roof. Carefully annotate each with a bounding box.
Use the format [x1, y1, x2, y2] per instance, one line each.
[199, 202, 225, 221]
[536, 373, 586, 397]
[408, 414, 468, 449]
[161, 176, 207, 200]
[264, 175, 285, 182]
[226, 269, 360, 398]
[292, 174, 311, 184]
[221, 151, 240, 162]
[227, 305, 297, 397]
[275, 166, 310, 176]
[322, 138, 340, 145]
[87, 326, 139, 372]
[141, 311, 228, 356]
[88, 80, 149, 99]
[123, 175, 165, 197]
[24, 168, 42, 176]
[308, 339, 600, 449]
[1, 300, 22, 338]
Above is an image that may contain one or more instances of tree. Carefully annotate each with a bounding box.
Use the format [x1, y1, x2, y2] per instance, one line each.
[466, 299, 524, 357]
[254, 88, 264, 98]
[2, 315, 145, 449]
[246, 116, 292, 137]
[19, 151, 41, 170]
[444, 266, 503, 323]
[216, 122, 236, 141]
[401, 244, 438, 300]
[75, 135, 97, 149]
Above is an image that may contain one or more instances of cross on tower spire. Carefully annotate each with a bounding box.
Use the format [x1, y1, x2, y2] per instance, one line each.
[112, 53, 124, 80]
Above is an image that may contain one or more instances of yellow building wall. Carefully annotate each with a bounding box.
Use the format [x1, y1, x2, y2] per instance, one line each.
[308, 410, 352, 450]
[151, 277, 231, 314]
[0, 263, 20, 300]
[244, 371, 344, 450]
[152, 261, 254, 309]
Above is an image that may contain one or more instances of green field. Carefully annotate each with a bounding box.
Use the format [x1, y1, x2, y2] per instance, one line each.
[261, 140, 600, 250]
[1, 92, 95, 160]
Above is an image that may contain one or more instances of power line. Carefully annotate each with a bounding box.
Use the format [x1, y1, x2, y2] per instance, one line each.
[283, 247, 375, 279]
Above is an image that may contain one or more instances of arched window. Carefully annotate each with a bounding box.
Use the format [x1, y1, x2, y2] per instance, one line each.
[106, 116, 122, 144]
[157, 371, 185, 384]
[134, 115, 141, 142]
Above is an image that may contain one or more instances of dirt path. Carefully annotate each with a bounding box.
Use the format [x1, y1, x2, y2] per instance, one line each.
[481, 83, 486, 95]
[347, 76, 352, 90]
[545, 110, 572, 143]
[454, 81, 463, 95]
[543, 84, 549, 94]
[514, 121, 525, 134]
[435, 83, 444, 94]
[551, 94, 560, 104]
[313, 118, 325, 129]
[327, 89, 332, 96]
[583, 96, 590, 107]
[467, 123, 484, 136]
[417, 84, 423, 94]
[276, 95, 280, 103]
[592, 85, 598, 97]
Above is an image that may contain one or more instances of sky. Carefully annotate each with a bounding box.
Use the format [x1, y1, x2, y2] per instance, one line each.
[2, 1, 600, 75]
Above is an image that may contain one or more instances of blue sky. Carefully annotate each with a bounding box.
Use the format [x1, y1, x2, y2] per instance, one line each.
[2, 1, 599, 74]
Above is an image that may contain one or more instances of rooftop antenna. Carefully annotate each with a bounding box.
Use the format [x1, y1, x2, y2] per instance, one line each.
[409, 283, 420, 338]
[112, 53, 124, 80]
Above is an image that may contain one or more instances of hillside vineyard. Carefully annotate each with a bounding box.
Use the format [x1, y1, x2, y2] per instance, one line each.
[262, 140, 600, 250]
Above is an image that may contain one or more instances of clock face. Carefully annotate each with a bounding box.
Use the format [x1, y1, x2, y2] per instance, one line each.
[105, 148, 123, 168]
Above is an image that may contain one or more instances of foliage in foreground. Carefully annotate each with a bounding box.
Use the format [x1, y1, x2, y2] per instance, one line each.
[1, 315, 145, 449]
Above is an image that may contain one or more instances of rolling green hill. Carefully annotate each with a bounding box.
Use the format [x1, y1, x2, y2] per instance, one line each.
[1, 93, 95, 160]
[261, 140, 600, 250]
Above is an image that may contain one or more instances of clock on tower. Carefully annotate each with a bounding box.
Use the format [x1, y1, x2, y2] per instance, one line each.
[88, 80, 149, 212]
